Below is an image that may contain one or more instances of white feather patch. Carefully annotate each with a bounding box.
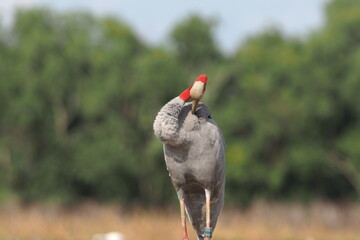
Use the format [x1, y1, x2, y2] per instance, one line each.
[190, 81, 205, 100]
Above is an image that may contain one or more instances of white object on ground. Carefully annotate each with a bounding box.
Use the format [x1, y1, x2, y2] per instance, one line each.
[92, 232, 124, 240]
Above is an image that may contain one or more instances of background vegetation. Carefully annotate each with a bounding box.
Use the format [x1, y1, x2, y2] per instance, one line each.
[1, 0, 360, 207]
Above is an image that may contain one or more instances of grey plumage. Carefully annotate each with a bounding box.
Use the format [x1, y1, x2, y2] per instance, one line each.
[153, 96, 225, 240]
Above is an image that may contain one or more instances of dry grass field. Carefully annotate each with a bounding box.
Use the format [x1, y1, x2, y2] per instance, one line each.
[0, 201, 360, 240]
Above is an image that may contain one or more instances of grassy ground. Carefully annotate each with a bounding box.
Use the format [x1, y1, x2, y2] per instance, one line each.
[0, 201, 360, 240]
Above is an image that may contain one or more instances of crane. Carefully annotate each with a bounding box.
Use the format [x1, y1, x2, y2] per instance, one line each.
[153, 75, 225, 240]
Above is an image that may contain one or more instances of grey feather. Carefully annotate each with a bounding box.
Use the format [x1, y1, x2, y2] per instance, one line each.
[153, 96, 226, 239]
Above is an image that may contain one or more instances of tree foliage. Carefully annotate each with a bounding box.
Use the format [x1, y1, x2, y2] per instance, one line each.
[1, 0, 360, 206]
[170, 15, 222, 68]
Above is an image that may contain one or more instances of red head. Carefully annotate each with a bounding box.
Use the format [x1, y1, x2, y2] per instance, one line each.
[196, 74, 207, 84]
[179, 74, 208, 101]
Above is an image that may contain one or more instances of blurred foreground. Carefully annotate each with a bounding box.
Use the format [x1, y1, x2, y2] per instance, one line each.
[1, 202, 359, 240]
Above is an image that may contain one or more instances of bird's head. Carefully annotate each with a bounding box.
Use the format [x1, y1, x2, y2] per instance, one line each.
[190, 74, 207, 101]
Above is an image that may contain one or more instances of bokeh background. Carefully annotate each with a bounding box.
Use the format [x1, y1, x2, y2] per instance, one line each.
[1, 0, 360, 239]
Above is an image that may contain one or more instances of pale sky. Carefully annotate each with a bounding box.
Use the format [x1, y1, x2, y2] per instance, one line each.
[0, 0, 329, 53]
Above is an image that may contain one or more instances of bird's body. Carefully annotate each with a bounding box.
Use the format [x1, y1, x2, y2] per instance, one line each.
[153, 75, 225, 240]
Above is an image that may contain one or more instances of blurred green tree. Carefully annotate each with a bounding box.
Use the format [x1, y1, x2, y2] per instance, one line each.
[170, 15, 222, 68]
[0, 0, 360, 206]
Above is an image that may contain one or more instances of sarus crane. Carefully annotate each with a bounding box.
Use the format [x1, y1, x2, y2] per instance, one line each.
[153, 75, 225, 240]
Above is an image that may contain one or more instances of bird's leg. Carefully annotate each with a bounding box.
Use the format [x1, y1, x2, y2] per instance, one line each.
[180, 199, 189, 240]
[204, 189, 212, 240]
[191, 99, 199, 114]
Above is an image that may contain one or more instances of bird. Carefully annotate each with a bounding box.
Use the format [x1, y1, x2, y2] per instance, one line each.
[153, 74, 225, 240]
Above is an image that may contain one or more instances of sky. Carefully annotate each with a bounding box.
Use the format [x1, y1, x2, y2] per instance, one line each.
[0, 0, 329, 53]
